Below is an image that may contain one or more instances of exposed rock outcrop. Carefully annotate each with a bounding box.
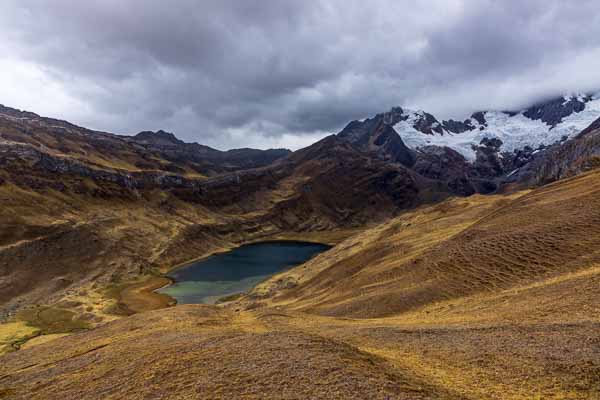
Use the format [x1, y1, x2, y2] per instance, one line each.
[505, 117, 600, 186]
[337, 114, 416, 167]
[523, 94, 592, 126]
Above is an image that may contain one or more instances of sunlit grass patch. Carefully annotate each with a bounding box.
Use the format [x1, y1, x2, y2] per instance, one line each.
[0, 321, 40, 354]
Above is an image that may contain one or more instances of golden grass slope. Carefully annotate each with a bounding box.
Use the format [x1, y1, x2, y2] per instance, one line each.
[0, 170, 599, 399]
[256, 169, 600, 320]
[0, 306, 457, 400]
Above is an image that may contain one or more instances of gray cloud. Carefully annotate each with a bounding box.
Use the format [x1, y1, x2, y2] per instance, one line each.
[1, 0, 600, 149]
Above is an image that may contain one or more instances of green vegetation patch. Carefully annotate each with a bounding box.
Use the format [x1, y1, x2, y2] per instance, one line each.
[16, 306, 90, 335]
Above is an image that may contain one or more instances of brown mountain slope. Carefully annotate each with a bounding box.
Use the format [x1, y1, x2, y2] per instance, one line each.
[0, 114, 453, 321]
[1, 170, 599, 399]
[254, 169, 600, 318]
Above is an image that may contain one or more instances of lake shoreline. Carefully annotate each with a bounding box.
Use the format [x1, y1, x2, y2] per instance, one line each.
[156, 240, 331, 306]
[116, 230, 355, 314]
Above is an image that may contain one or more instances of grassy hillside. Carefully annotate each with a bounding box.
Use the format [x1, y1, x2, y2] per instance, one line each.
[1, 170, 599, 399]
[253, 169, 600, 320]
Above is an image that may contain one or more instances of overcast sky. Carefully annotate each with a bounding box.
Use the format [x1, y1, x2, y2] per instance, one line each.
[1, 1, 600, 150]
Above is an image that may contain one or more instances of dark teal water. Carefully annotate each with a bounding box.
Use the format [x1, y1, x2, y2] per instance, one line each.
[157, 241, 330, 304]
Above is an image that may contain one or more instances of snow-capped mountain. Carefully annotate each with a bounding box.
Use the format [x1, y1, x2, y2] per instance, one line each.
[388, 93, 600, 160]
[335, 92, 600, 196]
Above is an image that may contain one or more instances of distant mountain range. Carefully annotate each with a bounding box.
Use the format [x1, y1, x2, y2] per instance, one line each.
[1, 92, 600, 204]
[0, 104, 291, 177]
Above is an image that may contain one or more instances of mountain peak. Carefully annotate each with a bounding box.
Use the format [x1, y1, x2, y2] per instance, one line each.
[337, 112, 415, 166]
[133, 130, 183, 146]
[522, 94, 593, 127]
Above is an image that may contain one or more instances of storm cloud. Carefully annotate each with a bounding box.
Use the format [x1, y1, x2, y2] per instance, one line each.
[1, 0, 600, 149]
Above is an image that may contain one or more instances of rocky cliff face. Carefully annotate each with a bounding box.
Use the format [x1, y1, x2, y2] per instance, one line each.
[411, 145, 475, 195]
[337, 112, 416, 166]
[523, 94, 592, 126]
[132, 130, 184, 146]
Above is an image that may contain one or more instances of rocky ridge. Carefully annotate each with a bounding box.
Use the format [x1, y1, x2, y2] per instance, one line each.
[0, 105, 291, 177]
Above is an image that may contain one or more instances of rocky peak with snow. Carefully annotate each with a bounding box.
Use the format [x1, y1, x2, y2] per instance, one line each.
[386, 92, 600, 161]
[338, 111, 416, 167]
[338, 92, 600, 165]
[335, 92, 600, 195]
[522, 94, 593, 127]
